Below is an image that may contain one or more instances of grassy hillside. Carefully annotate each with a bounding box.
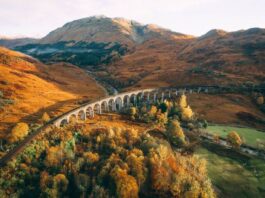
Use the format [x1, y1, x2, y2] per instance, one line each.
[0, 47, 106, 137]
[188, 93, 265, 130]
[206, 125, 265, 148]
[103, 28, 265, 89]
[195, 147, 265, 198]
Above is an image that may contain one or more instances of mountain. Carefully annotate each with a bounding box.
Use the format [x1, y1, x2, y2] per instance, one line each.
[14, 16, 192, 68]
[7, 16, 265, 89]
[0, 37, 39, 48]
[0, 47, 105, 136]
[39, 15, 191, 45]
[104, 28, 265, 89]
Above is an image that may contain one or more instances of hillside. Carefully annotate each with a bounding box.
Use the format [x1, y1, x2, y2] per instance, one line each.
[0, 37, 38, 48]
[14, 16, 192, 69]
[0, 47, 106, 137]
[106, 28, 265, 89]
[10, 17, 265, 90]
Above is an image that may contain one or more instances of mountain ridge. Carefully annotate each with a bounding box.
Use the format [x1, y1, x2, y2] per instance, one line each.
[1, 16, 265, 90]
[39, 16, 192, 45]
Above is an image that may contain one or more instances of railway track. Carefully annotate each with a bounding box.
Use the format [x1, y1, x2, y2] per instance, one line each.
[0, 85, 264, 167]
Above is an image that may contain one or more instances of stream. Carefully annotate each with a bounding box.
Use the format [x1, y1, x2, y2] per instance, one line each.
[201, 133, 265, 160]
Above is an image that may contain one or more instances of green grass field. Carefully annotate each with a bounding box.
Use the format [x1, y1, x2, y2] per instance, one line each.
[206, 125, 265, 148]
[195, 147, 265, 198]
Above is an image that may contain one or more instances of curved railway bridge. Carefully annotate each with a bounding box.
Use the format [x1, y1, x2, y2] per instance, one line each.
[0, 85, 264, 166]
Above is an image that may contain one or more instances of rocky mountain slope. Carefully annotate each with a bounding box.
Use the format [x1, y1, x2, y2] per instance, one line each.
[2, 16, 265, 89]
[106, 27, 265, 89]
[0, 37, 38, 48]
[39, 15, 191, 45]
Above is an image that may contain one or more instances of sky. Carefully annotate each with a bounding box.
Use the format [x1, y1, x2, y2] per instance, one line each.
[0, 0, 264, 38]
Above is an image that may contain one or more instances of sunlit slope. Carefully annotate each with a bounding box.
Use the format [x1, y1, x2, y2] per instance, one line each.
[0, 47, 106, 135]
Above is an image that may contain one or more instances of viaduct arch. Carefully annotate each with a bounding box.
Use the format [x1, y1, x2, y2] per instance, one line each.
[4, 85, 251, 166]
[53, 87, 209, 127]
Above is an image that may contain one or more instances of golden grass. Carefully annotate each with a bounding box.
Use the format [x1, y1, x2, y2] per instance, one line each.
[0, 47, 106, 137]
[188, 93, 265, 129]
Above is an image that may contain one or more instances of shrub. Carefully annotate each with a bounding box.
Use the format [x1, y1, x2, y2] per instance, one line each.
[166, 120, 186, 146]
[129, 107, 137, 120]
[202, 119, 208, 128]
[227, 131, 242, 148]
[213, 134, 220, 143]
[156, 112, 168, 127]
[8, 122, 29, 143]
[159, 102, 168, 113]
[187, 123, 195, 130]
[256, 96, 264, 105]
[148, 105, 157, 119]
[3, 99, 15, 105]
[41, 112, 50, 123]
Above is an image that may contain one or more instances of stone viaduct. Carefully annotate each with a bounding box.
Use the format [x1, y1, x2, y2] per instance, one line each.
[0, 86, 216, 166]
[52, 87, 209, 127]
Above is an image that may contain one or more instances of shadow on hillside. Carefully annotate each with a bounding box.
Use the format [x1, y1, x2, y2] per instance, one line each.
[17, 98, 87, 127]
[23, 60, 106, 98]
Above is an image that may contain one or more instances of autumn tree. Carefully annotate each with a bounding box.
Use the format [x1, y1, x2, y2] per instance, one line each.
[179, 94, 188, 109]
[155, 111, 168, 127]
[166, 120, 186, 146]
[181, 105, 194, 121]
[179, 94, 193, 121]
[129, 107, 137, 120]
[126, 149, 147, 186]
[148, 105, 157, 118]
[53, 174, 69, 193]
[41, 112, 50, 123]
[227, 131, 242, 148]
[83, 151, 100, 165]
[45, 146, 64, 167]
[110, 166, 139, 198]
[8, 122, 29, 143]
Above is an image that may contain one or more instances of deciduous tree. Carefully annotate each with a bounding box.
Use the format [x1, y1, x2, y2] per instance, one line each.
[41, 112, 50, 123]
[8, 122, 29, 143]
[227, 131, 242, 148]
[166, 120, 186, 146]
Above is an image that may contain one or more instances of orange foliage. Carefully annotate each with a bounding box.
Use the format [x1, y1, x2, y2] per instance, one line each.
[8, 122, 29, 143]
[111, 166, 139, 198]
[45, 146, 64, 167]
[227, 131, 242, 148]
[83, 152, 100, 165]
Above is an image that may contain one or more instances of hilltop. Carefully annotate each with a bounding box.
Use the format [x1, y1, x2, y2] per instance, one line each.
[6, 16, 264, 89]
[39, 15, 191, 45]
[0, 37, 38, 48]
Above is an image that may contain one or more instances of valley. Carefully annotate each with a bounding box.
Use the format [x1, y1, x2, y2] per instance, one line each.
[0, 15, 265, 198]
[0, 47, 106, 137]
